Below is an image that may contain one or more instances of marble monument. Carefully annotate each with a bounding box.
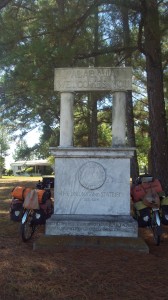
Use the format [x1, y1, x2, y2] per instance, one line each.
[45, 67, 138, 238]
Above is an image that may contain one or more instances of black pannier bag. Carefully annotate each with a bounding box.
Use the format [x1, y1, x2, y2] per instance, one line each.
[32, 209, 46, 225]
[133, 200, 151, 228]
[32, 199, 54, 225]
[10, 199, 23, 222]
[160, 197, 168, 225]
[161, 205, 168, 225]
[136, 207, 151, 228]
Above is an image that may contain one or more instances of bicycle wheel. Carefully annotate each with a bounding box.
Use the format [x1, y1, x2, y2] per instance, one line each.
[152, 225, 161, 245]
[151, 210, 162, 246]
[21, 210, 37, 242]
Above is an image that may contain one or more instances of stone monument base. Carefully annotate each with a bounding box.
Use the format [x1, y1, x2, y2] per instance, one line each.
[45, 215, 138, 238]
[34, 235, 149, 253]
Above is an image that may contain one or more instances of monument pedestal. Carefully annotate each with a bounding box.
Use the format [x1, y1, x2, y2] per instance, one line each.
[45, 147, 138, 238]
[46, 215, 137, 237]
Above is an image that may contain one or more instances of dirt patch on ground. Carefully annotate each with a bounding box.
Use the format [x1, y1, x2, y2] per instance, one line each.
[1, 177, 168, 300]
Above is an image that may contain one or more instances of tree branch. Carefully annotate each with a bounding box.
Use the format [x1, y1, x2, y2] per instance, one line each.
[0, 0, 12, 10]
[75, 45, 137, 60]
[137, 6, 146, 55]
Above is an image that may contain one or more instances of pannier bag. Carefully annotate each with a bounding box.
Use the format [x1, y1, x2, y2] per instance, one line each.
[36, 189, 51, 204]
[11, 186, 32, 201]
[160, 197, 168, 225]
[131, 179, 163, 203]
[161, 205, 168, 225]
[32, 208, 46, 225]
[32, 199, 54, 225]
[10, 199, 23, 222]
[133, 201, 151, 227]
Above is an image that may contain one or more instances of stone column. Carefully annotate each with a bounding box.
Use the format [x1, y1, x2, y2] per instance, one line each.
[112, 91, 126, 147]
[60, 92, 74, 147]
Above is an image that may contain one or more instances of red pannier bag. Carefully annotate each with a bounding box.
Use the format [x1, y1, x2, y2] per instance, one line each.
[131, 185, 145, 203]
[141, 179, 163, 194]
[131, 179, 163, 203]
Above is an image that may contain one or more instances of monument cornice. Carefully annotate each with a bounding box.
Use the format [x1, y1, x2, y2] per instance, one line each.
[54, 67, 132, 92]
[50, 146, 135, 158]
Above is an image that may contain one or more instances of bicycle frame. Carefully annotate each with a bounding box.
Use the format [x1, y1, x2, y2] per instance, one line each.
[150, 207, 162, 245]
[152, 208, 161, 226]
[21, 210, 29, 224]
[21, 209, 38, 242]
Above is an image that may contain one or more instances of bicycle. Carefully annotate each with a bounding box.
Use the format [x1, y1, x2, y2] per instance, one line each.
[20, 187, 54, 242]
[150, 203, 162, 246]
[133, 200, 162, 246]
[21, 209, 38, 242]
[10, 181, 54, 242]
[131, 174, 163, 246]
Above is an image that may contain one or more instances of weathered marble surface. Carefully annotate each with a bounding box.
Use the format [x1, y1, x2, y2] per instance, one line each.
[50, 148, 134, 216]
[112, 92, 126, 146]
[45, 66, 137, 238]
[54, 67, 132, 92]
[46, 215, 138, 237]
[60, 92, 74, 146]
[46, 147, 136, 237]
[54, 158, 130, 215]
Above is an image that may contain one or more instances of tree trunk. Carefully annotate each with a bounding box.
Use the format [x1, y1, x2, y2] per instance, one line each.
[142, 0, 168, 191]
[0, 0, 11, 10]
[88, 93, 98, 147]
[121, 3, 139, 182]
[88, 5, 99, 147]
[56, 0, 65, 16]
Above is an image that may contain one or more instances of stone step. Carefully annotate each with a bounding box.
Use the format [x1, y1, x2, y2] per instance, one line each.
[33, 235, 149, 253]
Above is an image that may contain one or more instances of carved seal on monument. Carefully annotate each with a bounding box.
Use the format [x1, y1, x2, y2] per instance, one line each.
[78, 161, 106, 190]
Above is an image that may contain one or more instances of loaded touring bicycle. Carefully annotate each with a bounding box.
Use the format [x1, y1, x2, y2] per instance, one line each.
[10, 179, 54, 242]
[131, 174, 168, 245]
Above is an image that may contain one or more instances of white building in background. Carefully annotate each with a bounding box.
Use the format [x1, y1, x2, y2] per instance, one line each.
[11, 159, 52, 176]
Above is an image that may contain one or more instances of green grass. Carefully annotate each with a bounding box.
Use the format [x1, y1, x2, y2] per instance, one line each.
[2, 175, 42, 180]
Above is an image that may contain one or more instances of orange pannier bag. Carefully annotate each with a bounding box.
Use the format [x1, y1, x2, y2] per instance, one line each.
[131, 179, 163, 203]
[23, 187, 32, 199]
[36, 189, 49, 204]
[36, 189, 51, 204]
[11, 186, 32, 201]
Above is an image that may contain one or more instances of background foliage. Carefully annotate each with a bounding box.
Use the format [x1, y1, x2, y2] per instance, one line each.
[0, 0, 168, 185]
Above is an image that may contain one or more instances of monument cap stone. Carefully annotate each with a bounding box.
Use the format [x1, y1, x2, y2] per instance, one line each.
[54, 67, 132, 92]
